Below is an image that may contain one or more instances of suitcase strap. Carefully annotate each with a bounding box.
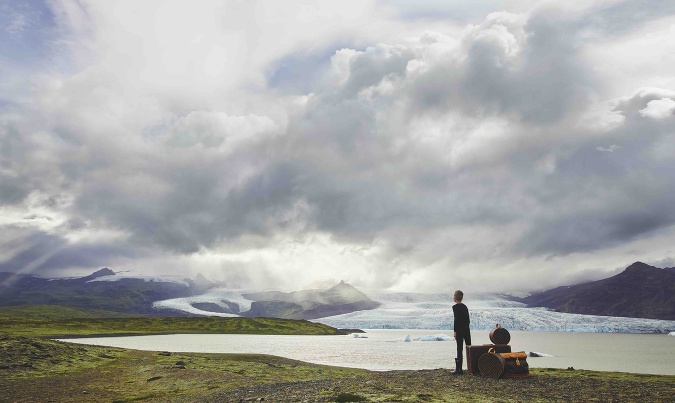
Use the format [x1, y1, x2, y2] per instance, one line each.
[500, 352, 527, 360]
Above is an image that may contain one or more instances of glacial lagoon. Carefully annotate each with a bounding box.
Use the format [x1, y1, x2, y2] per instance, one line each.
[61, 329, 675, 375]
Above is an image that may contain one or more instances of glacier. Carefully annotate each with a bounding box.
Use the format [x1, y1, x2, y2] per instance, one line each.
[314, 292, 675, 333]
[152, 289, 675, 333]
[152, 288, 254, 317]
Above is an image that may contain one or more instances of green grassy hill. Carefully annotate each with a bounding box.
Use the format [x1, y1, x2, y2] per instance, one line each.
[0, 304, 345, 338]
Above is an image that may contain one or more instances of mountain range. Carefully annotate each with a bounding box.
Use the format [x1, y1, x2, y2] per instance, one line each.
[242, 281, 380, 320]
[1, 261, 673, 326]
[0, 268, 189, 315]
[0, 269, 379, 320]
[522, 262, 675, 320]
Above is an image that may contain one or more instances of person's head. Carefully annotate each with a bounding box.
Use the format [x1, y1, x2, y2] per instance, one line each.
[454, 290, 464, 303]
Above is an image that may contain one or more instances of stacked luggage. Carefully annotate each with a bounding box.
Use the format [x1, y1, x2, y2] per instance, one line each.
[466, 324, 530, 378]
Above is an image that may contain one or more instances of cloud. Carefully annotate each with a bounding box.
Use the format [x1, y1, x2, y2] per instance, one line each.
[0, 229, 140, 276]
[596, 144, 620, 153]
[639, 98, 675, 119]
[1, 1, 675, 292]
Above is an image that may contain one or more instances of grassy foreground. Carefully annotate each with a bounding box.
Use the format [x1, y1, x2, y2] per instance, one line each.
[1, 306, 674, 402]
[1, 336, 673, 403]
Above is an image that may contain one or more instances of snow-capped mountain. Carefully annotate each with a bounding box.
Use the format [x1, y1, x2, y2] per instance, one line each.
[152, 281, 379, 320]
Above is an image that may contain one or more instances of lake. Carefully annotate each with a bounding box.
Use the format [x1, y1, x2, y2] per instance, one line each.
[59, 330, 675, 375]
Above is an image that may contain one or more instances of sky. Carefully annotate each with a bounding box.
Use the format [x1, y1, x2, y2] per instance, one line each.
[1, 0, 675, 293]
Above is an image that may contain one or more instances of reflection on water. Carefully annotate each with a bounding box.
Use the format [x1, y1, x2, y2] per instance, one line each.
[59, 330, 675, 375]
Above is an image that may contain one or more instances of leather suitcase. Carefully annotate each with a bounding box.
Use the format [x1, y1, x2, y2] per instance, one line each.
[479, 351, 529, 378]
[466, 344, 511, 374]
[489, 324, 511, 345]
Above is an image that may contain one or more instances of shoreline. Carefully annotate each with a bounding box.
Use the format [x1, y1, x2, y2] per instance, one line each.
[49, 329, 675, 376]
[2, 335, 673, 402]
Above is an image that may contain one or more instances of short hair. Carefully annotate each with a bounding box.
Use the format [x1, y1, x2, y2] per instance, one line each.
[454, 290, 464, 302]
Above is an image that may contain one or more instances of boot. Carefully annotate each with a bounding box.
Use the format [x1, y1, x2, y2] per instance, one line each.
[452, 358, 464, 375]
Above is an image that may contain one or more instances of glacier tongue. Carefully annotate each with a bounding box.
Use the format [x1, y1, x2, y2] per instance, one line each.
[153, 288, 254, 317]
[314, 292, 675, 333]
[151, 289, 675, 333]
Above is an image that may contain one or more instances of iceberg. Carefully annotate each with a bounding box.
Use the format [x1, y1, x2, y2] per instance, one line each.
[669, 332, 675, 336]
[529, 351, 554, 357]
[414, 334, 452, 341]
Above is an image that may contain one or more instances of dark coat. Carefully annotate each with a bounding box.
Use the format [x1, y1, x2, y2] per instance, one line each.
[453, 303, 470, 333]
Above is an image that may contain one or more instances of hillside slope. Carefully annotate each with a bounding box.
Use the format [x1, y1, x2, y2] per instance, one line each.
[0, 269, 189, 315]
[242, 281, 380, 320]
[523, 262, 675, 320]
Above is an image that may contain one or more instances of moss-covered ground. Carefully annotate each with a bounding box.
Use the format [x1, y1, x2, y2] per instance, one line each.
[0, 305, 342, 338]
[0, 305, 673, 402]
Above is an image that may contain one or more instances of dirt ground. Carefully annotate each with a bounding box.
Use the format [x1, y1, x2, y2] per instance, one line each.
[1, 337, 674, 402]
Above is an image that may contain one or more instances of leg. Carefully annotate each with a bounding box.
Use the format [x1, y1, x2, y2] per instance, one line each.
[453, 332, 465, 375]
[456, 334, 464, 359]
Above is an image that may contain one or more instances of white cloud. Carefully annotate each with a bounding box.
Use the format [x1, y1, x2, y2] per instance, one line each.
[596, 144, 620, 152]
[165, 112, 278, 151]
[2, 1, 675, 292]
[639, 98, 675, 119]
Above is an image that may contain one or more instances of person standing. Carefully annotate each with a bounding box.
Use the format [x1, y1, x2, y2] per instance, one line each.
[452, 290, 471, 375]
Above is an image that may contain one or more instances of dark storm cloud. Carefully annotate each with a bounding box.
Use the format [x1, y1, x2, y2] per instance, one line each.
[0, 175, 30, 205]
[514, 88, 675, 255]
[0, 120, 30, 205]
[0, 230, 139, 275]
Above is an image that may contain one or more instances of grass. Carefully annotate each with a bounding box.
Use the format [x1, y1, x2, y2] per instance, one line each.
[0, 305, 344, 338]
[0, 336, 367, 402]
[1, 338, 673, 403]
[1, 305, 673, 402]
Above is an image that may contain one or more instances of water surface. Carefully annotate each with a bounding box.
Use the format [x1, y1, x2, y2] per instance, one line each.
[60, 330, 675, 375]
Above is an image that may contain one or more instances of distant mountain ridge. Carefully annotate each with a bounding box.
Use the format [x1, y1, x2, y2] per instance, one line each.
[0, 269, 190, 315]
[242, 281, 381, 320]
[0, 270, 380, 320]
[523, 262, 675, 320]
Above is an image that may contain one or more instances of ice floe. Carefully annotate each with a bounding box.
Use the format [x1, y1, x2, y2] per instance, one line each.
[529, 351, 554, 357]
